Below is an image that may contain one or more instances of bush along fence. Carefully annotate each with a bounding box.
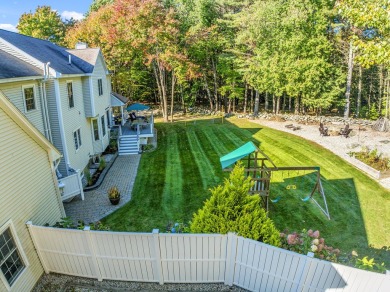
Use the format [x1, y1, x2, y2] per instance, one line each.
[26, 222, 390, 292]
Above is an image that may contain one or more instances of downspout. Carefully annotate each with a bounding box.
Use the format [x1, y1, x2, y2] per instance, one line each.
[54, 78, 70, 176]
[40, 62, 52, 142]
[39, 81, 50, 140]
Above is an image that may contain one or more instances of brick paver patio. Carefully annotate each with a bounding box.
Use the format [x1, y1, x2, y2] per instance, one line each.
[64, 155, 141, 223]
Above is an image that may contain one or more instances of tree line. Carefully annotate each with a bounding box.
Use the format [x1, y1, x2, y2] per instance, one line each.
[17, 0, 390, 121]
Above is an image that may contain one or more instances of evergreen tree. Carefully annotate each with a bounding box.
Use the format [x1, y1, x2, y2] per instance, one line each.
[190, 163, 281, 246]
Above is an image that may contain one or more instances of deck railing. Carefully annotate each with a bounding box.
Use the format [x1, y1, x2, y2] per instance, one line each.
[26, 224, 390, 291]
[58, 170, 84, 201]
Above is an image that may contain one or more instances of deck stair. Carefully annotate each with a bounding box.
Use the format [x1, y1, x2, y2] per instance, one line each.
[118, 136, 139, 155]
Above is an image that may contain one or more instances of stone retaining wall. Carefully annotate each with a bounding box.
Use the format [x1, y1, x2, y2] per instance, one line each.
[250, 113, 375, 127]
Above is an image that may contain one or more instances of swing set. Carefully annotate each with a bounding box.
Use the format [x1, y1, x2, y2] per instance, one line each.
[220, 142, 330, 219]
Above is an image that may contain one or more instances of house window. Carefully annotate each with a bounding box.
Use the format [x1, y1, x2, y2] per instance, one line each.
[106, 110, 110, 128]
[0, 222, 28, 288]
[67, 82, 74, 108]
[98, 79, 103, 96]
[92, 119, 99, 141]
[101, 115, 106, 137]
[23, 86, 36, 111]
[73, 128, 82, 150]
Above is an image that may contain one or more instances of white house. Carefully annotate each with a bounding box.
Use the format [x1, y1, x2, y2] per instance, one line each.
[0, 91, 65, 291]
[0, 30, 112, 197]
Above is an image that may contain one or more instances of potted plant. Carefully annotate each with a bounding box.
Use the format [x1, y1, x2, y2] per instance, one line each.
[108, 186, 120, 205]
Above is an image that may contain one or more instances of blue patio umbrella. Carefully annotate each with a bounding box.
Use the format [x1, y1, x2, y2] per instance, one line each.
[126, 103, 150, 111]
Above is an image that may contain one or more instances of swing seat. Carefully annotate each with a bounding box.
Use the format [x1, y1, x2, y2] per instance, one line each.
[301, 196, 311, 202]
[271, 196, 281, 203]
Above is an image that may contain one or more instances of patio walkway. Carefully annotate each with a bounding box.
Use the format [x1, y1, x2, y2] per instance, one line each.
[64, 155, 141, 224]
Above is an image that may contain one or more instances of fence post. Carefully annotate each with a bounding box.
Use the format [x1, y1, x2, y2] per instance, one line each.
[152, 229, 164, 285]
[26, 221, 50, 274]
[83, 226, 102, 281]
[77, 169, 84, 200]
[224, 232, 238, 286]
[296, 252, 314, 292]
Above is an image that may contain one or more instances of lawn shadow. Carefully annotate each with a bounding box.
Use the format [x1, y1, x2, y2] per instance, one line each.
[269, 172, 390, 266]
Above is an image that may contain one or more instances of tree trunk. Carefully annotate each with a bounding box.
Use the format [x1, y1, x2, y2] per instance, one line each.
[243, 83, 248, 114]
[294, 96, 300, 114]
[379, 65, 384, 114]
[386, 77, 390, 118]
[272, 94, 276, 114]
[170, 71, 176, 122]
[203, 74, 214, 111]
[180, 84, 186, 114]
[357, 66, 362, 118]
[152, 62, 164, 118]
[211, 57, 219, 111]
[265, 92, 269, 111]
[250, 88, 254, 113]
[289, 96, 292, 112]
[344, 42, 354, 118]
[276, 96, 281, 114]
[254, 90, 259, 115]
[368, 73, 373, 116]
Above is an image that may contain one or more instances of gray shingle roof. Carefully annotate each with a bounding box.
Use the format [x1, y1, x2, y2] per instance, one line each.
[67, 48, 100, 73]
[0, 49, 43, 79]
[0, 29, 94, 75]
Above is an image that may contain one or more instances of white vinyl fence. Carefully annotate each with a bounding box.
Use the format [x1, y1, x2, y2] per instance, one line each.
[26, 223, 390, 291]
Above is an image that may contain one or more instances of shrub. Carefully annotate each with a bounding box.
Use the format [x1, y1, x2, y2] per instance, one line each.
[280, 229, 340, 262]
[190, 163, 281, 246]
[108, 186, 120, 199]
[98, 157, 106, 171]
[84, 167, 93, 186]
[53, 217, 110, 231]
[355, 256, 387, 273]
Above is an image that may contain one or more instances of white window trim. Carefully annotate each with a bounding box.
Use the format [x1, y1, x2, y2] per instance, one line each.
[73, 128, 82, 151]
[92, 118, 100, 141]
[66, 81, 75, 109]
[22, 84, 37, 113]
[0, 220, 29, 291]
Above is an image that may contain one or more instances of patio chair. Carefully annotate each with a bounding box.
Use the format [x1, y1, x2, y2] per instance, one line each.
[319, 122, 329, 136]
[339, 124, 352, 138]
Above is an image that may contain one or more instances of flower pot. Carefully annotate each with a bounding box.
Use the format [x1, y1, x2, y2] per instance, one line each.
[109, 197, 120, 205]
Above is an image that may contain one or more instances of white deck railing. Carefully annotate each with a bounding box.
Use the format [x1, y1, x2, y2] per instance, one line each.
[58, 170, 84, 201]
[26, 224, 390, 291]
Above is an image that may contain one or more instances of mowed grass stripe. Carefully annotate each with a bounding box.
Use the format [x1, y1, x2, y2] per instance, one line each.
[201, 125, 230, 156]
[176, 124, 207, 218]
[162, 130, 183, 219]
[186, 128, 219, 189]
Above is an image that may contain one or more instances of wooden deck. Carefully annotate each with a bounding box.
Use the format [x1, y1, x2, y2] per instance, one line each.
[121, 121, 154, 136]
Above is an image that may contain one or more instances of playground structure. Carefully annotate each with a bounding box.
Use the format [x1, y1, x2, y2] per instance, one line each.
[220, 142, 330, 219]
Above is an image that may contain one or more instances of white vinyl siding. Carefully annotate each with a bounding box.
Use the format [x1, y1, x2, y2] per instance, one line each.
[45, 79, 67, 175]
[0, 107, 63, 292]
[22, 85, 36, 112]
[0, 81, 45, 136]
[91, 55, 110, 152]
[58, 78, 92, 173]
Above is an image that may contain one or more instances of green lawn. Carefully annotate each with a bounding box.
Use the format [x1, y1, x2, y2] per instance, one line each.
[103, 117, 390, 266]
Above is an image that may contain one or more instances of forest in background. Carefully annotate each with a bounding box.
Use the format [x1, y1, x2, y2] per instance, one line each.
[17, 0, 390, 122]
